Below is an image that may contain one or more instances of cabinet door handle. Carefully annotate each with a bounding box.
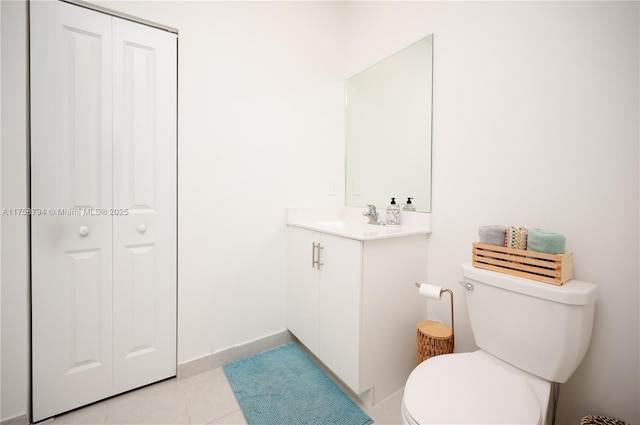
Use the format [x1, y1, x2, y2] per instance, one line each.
[311, 242, 324, 270]
[311, 242, 317, 268]
[316, 244, 323, 270]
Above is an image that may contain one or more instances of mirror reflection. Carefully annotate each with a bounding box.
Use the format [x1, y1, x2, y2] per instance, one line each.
[345, 34, 433, 213]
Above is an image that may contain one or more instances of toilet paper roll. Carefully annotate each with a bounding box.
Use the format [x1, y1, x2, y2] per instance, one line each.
[418, 283, 442, 300]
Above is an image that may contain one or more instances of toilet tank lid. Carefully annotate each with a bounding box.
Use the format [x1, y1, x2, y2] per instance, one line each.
[461, 262, 598, 305]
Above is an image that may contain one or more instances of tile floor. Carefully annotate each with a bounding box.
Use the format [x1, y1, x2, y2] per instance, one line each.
[45, 364, 404, 425]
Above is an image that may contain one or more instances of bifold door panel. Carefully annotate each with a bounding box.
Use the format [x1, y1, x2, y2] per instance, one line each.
[30, 1, 177, 421]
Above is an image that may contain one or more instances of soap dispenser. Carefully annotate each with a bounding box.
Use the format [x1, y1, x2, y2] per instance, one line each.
[386, 197, 400, 226]
[403, 197, 415, 212]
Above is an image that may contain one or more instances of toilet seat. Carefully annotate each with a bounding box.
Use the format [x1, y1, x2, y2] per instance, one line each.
[403, 351, 542, 425]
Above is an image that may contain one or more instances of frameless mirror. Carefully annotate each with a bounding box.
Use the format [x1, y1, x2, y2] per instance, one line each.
[345, 34, 433, 213]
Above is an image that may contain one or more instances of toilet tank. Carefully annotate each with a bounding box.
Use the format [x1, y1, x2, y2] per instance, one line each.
[461, 262, 598, 383]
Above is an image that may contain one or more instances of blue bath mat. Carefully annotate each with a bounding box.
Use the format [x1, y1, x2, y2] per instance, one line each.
[223, 343, 374, 425]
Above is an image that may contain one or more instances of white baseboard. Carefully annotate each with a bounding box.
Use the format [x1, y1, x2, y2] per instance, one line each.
[177, 330, 293, 380]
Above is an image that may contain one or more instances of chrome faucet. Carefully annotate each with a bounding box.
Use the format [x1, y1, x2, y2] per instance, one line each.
[363, 204, 382, 225]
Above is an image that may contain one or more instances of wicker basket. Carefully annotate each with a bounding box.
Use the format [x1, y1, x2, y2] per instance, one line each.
[416, 320, 453, 364]
[472, 242, 573, 285]
[581, 415, 628, 425]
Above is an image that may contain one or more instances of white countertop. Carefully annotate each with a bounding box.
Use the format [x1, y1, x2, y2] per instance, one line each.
[286, 207, 431, 241]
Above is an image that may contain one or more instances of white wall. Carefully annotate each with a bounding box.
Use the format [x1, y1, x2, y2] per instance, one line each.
[1, 0, 30, 421]
[1, 0, 346, 421]
[87, 0, 347, 363]
[345, 2, 640, 424]
[2, 1, 639, 424]
[0, 0, 3, 416]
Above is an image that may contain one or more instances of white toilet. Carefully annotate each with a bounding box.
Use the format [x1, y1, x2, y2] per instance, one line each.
[402, 262, 598, 425]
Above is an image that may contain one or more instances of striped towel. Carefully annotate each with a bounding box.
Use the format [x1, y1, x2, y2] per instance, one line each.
[505, 226, 528, 250]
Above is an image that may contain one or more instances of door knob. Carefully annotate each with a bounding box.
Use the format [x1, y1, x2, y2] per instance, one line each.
[137, 224, 147, 233]
[79, 226, 89, 237]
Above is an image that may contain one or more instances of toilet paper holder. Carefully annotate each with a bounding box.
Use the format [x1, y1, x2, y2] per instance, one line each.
[414, 282, 455, 341]
[415, 283, 455, 363]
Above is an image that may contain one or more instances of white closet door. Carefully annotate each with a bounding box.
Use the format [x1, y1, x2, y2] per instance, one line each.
[111, 16, 177, 394]
[30, 1, 114, 421]
[31, 1, 177, 421]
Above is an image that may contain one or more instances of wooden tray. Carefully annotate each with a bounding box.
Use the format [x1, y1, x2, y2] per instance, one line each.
[472, 242, 573, 285]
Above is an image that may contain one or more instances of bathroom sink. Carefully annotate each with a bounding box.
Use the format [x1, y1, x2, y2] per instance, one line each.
[313, 220, 345, 228]
[286, 207, 431, 240]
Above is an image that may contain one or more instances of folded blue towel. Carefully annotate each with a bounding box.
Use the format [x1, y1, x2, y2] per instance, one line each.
[527, 228, 566, 254]
[478, 225, 507, 246]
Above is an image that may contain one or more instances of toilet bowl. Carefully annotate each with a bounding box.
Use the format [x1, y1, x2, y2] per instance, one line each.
[402, 351, 549, 425]
[402, 262, 598, 425]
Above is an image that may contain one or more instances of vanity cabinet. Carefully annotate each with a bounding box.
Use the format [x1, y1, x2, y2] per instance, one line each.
[287, 227, 362, 391]
[286, 224, 428, 406]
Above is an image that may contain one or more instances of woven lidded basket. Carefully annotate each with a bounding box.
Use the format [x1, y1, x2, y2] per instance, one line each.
[581, 415, 628, 425]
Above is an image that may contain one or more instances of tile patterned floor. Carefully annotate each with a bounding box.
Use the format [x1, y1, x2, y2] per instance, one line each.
[47, 366, 404, 425]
